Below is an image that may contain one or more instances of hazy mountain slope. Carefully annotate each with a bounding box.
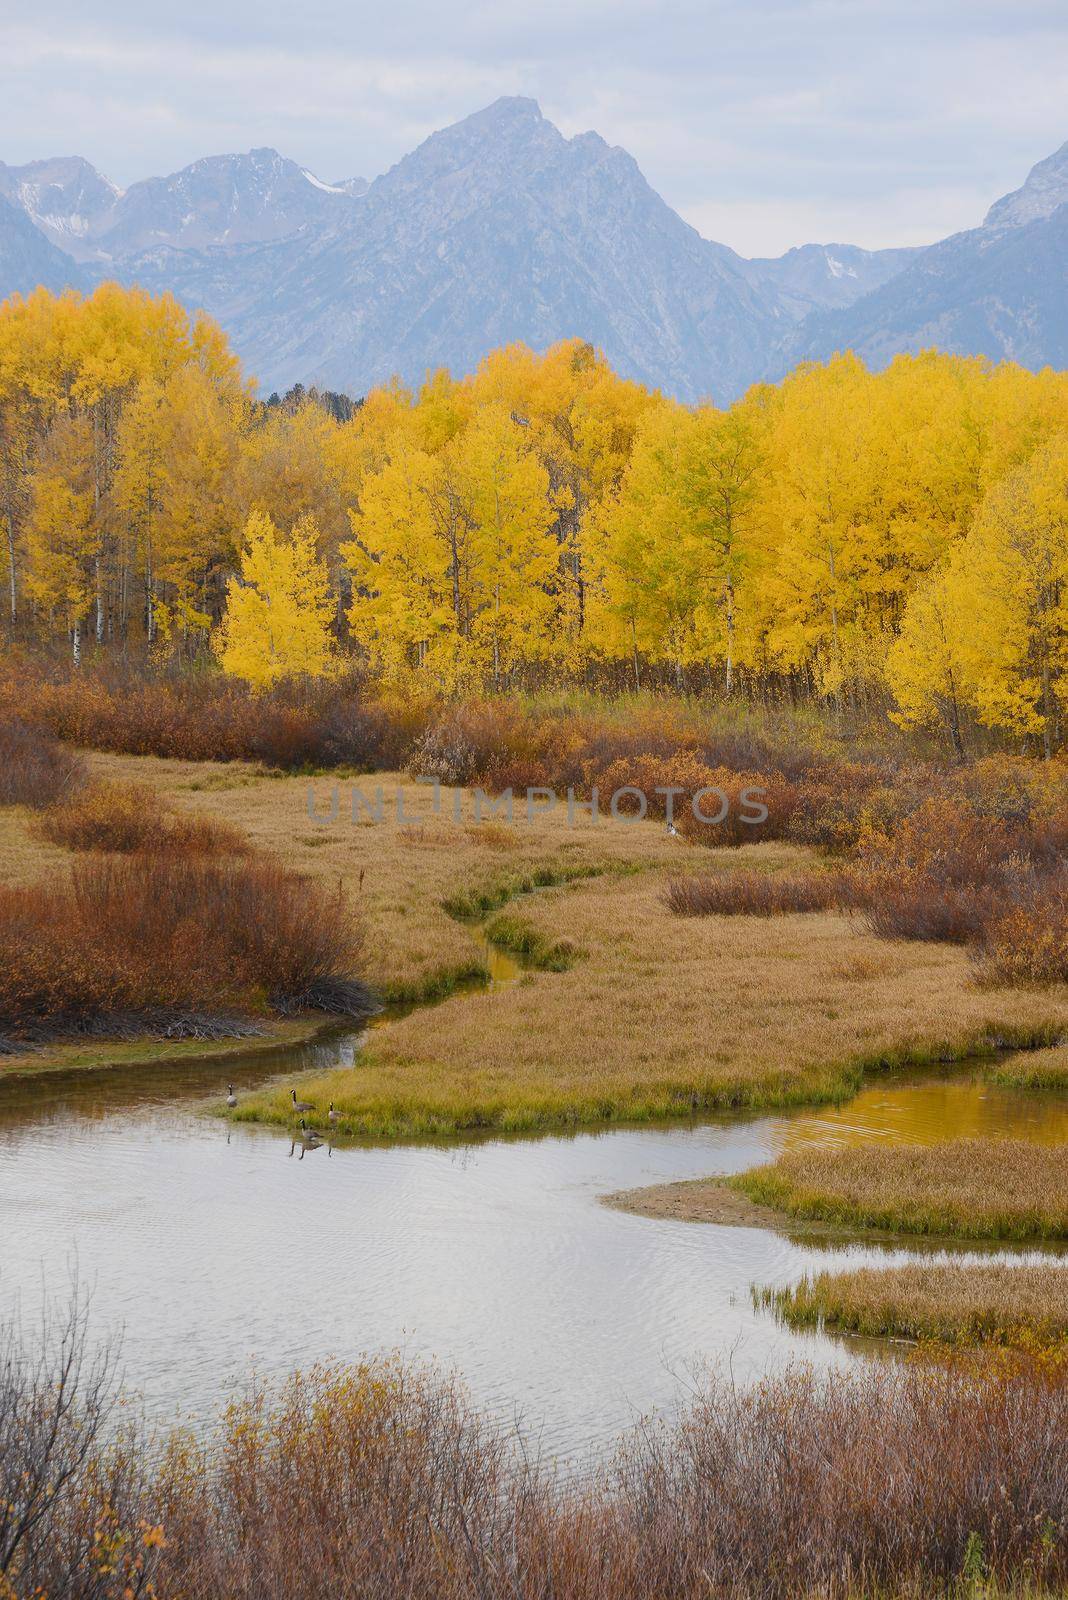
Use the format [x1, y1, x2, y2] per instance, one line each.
[4, 108, 1068, 399]
[121, 98, 785, 402]
[776, 207, 1068, 375]
[94, 148, 360, 256]
[779, 140, 1068, 375]
[0, 191, 86, 299]
[745, 242, 918, 320]
[0, 156, 120, 261]
[984, 140, 1068, 229]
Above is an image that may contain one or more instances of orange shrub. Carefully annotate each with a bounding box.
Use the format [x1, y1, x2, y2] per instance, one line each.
[666, 867, 847, 917]
[0, 854, 372, 1045]
[35, 781, 248, 856]
[974, 874, 1068, 987]
[0, 718, 86, 808]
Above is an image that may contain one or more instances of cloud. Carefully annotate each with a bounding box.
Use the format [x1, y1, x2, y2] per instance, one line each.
[1, 3, 1066, 255]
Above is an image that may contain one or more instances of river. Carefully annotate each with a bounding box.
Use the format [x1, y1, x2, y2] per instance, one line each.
[1, 938, 1064, 1468]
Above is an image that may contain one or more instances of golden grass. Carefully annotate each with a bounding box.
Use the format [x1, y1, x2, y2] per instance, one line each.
[8, 753, 1068, 1117]
[233, 867, 1068, 1140]
[764, 1261, 1068, 1346]
[988, 1043, 1068, 1090]
[78, 755, 686, 1002]
[734, 1138, 1068, 1241]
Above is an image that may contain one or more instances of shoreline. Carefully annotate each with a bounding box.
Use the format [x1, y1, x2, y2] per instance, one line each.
[601, 1176, 1068, 1253]
[0, 1014, 348, 1082]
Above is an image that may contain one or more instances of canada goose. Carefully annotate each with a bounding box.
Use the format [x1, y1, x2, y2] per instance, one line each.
[666, 821, 679, 838]
[290, 1089, 314, 1114]
[328, 1103, 340, 1124]
[226, 1084, 238, 1108]
[299, 1118, 325, 1144]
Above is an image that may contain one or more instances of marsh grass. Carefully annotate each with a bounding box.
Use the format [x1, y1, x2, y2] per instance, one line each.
[482, 912, 580, 971]
[233, 871, 1068, 1140]
[733, 1138, 1068, 1241]
[988, 1044, 1068, 1090]
[763, 1262, 1068, 1346]
[441, 861, 608, 920]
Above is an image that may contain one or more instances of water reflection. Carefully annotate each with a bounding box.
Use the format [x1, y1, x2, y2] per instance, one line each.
[0, 1046, 1063, 1465]
[773, 1067, 1068, 1152]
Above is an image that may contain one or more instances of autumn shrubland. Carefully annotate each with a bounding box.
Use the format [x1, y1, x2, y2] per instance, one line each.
[33, 777, 248, 856]
[0, 852, 372, 1049]
[0, 716, 86, 807]
[8, 1299, 1068, 1600]
[764, 1262, 1068, 1347]
[732, 1138, 1068, 1242]
[0, 726, 372, 1051]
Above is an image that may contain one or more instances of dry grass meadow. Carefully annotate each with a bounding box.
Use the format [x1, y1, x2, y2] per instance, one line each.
[733, 1138, 1068, 1241]
[234, 842, 1068, 1139]
[5, 751, 1068, 1135]
[765, 1260, 1068, 1345]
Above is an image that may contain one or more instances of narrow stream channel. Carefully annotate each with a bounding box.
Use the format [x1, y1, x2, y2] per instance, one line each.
[1, 928, 1065, 1468]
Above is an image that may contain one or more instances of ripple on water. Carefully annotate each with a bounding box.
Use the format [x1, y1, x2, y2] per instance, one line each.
[0, 1050, 1063, 1465]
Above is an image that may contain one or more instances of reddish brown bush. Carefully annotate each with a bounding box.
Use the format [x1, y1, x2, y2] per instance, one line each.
[853, 798, 1018, 944]
[0, 854, 371, 1045]
[0, 718, 86, 808]
[0, 663, 431, 771]
[973, 870, 1068, 987]
[35, 781, 248, 857]
[591, 753, 791, 846]
[666, 867, 848, 917]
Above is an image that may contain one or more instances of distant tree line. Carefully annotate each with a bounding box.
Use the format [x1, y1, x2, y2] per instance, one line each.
[3, 282, 1068, 747]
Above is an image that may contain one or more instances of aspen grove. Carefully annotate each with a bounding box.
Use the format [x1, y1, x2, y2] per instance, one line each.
[4, 283, 1068, 748]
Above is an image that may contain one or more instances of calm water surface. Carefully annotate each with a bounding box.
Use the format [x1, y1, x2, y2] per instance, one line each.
[1, 988, 1065, 1466]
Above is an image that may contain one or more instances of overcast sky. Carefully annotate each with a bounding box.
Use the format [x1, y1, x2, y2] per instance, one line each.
[2, 1, 1067, 256]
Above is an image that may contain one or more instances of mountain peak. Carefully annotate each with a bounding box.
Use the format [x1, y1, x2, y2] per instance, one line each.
[475, 96, 544, 124]
[0, 156, 121, 259]
[983, 140, 1068, 230]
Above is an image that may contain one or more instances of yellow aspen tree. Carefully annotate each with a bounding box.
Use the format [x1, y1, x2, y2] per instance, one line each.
[455, 405, 557, 689]
[885, 562, 969, 758]
[24, 415, 99, 664]
[215, 510, 338, 689]
[947, 441, 1068, 753]
[342, 439, 466, 685]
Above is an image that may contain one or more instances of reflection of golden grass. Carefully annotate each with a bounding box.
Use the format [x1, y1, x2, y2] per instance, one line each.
[235, 868, 1068, 1141]
[735, 1139, 1068, 1241]
[767, 1261, 1068, 1346]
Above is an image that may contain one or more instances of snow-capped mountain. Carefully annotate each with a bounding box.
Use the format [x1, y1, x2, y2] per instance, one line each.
[1, 104, 1067, 400]
[137, 97, 784, 403]
[92, 148, 362, 256]
[0, 156, 121, 261]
